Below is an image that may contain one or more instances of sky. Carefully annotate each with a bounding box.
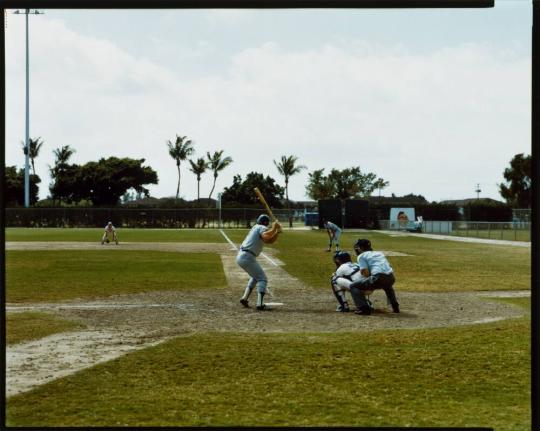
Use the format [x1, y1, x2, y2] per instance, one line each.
[4, 2, 533, 203]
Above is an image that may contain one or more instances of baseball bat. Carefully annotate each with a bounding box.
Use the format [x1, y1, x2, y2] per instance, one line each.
[254, 187, 282, 232]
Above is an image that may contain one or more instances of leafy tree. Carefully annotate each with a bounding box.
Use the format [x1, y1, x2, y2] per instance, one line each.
[305, 169, 335, 200]
[21, 137, 44, 175]
[167, 135, 194, 200]
[274, 155, 307, 227]
[74, 157, 158, 206]
[49, 145, 76, 205]
[305, 167, 383, 200]
[499, 153, 531, 208]
[222, 172, 285, 208]
[207, 150, 233, 201]
[189, 157, 209, 203]
[4, 166, 41, 206]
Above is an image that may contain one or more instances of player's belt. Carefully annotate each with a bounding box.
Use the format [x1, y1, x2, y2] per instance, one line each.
[240, 247, 256, 257]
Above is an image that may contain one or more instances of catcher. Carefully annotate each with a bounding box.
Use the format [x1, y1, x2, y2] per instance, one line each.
[330, 251, 371, 312]
[101, 221, 119, 245]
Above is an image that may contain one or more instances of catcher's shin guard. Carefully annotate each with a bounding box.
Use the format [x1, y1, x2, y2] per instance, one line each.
[331, 279, 349, 311]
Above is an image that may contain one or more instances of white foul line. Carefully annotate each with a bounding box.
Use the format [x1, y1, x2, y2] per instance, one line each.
[259, 252, 279, 267]
[219, 228, 238, 251]
[219, 229, 279, 267]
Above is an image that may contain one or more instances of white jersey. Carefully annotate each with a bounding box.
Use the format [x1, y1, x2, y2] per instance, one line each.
[335, 262, 363, 282]
[332, 262, 365, 291]
[104, 224, 116, 233]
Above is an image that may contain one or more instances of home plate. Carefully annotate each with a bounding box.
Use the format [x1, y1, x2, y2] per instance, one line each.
[265, 302, 284, 306]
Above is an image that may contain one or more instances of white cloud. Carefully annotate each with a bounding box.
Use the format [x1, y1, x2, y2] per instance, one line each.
[5, 13, 530, 203]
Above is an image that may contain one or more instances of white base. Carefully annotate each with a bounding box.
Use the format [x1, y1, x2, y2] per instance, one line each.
[264, 302, 284, 306]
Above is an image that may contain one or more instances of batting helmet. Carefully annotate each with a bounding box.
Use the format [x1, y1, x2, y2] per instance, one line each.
[354, 239, 372, 254]
[333, 251, 352, 265]
[256, 214, 271, 226]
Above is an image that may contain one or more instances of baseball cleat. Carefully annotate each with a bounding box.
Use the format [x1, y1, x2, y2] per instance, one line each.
[354, 306, 372, 316]
[336, 305, 350, 312]
[256, 304, 269, 311]
[240, 299, 249, 308]
[391, 302, 400, 313]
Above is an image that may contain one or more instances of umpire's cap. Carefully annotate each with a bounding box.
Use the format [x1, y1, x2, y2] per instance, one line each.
[354, 238, 372, 251]
[256, 214, 271, 226]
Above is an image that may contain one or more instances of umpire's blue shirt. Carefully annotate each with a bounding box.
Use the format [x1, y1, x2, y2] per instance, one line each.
[358, 251, 393, 276]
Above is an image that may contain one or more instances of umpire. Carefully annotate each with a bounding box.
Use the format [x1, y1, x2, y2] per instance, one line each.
[349, 239, 400, 316]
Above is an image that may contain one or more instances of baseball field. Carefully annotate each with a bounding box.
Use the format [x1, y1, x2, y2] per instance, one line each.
[4, 227, 531, 429]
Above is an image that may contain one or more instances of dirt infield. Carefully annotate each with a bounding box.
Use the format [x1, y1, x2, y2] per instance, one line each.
[5, 241, 529, 397]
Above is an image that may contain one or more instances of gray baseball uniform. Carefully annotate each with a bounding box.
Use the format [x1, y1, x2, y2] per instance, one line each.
[325, 221, 342, 251]
[101, 223, 118, 244]
[237, 224, 269, 305]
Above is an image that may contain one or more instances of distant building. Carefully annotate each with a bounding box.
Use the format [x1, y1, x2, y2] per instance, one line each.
[367, 194, 429, 205]
[439, 198, 505, 206]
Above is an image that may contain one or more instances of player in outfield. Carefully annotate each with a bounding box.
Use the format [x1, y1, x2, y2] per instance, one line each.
[237, 214, 282, 311]
[323, 219, 342, 252]
[330, 251, 371, 313]
[101, 221, 119, 245]
[349, 238, 399, 315]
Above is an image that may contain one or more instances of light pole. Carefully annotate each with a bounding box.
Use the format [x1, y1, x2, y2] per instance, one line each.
[217, 192, 222, 228]
[475, 183, 481, 200]
[13, 9, 43, 207]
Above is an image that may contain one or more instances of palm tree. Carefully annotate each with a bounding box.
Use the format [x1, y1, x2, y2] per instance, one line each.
[207, 150, 233, 202]
[166, 135, 195, 200]
[21, 137, 44, 176]
[274, 155, 307, 228]
[50, 145, 76, 206]
[53, 145, 75, 167]
[373, 177, 390, 199]
[189, 157, 208, 203]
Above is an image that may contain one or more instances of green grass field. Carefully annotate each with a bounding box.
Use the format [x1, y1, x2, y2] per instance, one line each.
[224, 229, 530, 292]
[6, 311, 530, 428]
[4, 228, 531, 429]
[6, 250, 227, 302]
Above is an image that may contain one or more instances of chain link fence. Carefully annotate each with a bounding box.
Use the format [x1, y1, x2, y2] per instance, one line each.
[4, 207, 305, 229]
[379, 220, 531, 242]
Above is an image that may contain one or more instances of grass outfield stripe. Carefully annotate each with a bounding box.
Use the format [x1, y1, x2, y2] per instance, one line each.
[6, 250, 227, 302]
[6, 312, 86, 345]
[5, 228, 225, 243]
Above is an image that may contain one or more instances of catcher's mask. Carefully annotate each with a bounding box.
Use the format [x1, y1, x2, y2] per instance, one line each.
[333, 251, 352, 265]
[354, 238, 372, 254]
[256, 214, 271, 226]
